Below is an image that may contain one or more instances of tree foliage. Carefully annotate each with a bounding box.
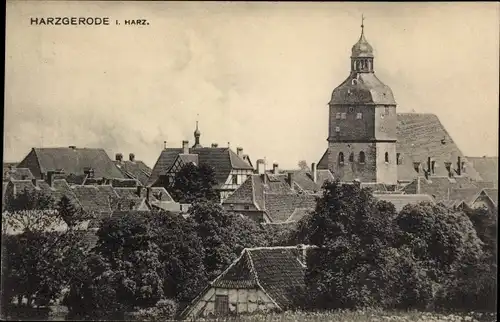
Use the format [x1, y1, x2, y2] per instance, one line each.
[5, 188, 55, 212]
[189, 201, 269, 281]
[169, 163, 219, 204]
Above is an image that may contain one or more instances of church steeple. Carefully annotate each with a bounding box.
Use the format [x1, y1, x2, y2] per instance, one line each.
[192, 118, 202, 148]
[351, 15, 374, 73]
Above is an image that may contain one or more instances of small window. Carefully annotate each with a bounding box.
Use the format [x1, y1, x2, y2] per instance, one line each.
[349, 153, 354, 162]
[338, 152, 344, 165]
[232, 175, 238, 185]
[335, 126, 340, 132]
[341, 113, 347, 120]
[348, 107, 354, 113]
[359, 151, 366, 164]
[385, 106, 390, 114]
[336, 112, 341, 119]
[356, 112, 362, 119]
[384, 152, 389, 163]
[215, 295, 229, 316]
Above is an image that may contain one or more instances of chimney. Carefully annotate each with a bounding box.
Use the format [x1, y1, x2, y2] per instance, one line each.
[257, 159, 265, 175]
[237, 147, 243, 158]
[211, 143, 218, 148]
[182, 140, 189, 154]
[311, 163, 317, 183]
[427, 157, 431, 175]
[272, 163, 279, 174]
[163, 141, 167, 150]
[287, 172, 294, 187]
[129, 153, 135, 162]
[137, 185, 143, 197]
[413, 162, 421, 173]
[146, 187, 151, 203]
[296, 244, 307, 265]
[457, 156, 462, 175]
[69, 145, 76, 149]
[47, 170, 54, 187]
[115, 153, 123, 162]
[444, 161, 452, 177]
[431, 161, 436, 174]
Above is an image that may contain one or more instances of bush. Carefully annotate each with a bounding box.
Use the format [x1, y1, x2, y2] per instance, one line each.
[131, 298, 178, 321]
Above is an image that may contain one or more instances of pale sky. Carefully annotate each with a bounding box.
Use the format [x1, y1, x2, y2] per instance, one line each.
[4, 1, 499, 169]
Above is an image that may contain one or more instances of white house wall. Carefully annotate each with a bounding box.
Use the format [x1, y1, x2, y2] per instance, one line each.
[186, 287, 277, 318]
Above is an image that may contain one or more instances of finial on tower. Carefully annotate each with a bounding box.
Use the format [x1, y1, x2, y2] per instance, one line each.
[192, 114, 202, 148]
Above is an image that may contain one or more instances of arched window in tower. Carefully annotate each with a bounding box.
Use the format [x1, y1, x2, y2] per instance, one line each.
[385, 152, 389, 163]
[338, 152, 345, 165]
[349, 152, 354, 163]
[359, 151, 366, 164]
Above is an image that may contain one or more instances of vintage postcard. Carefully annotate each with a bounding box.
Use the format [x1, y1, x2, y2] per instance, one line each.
[2, 1, 498, 321]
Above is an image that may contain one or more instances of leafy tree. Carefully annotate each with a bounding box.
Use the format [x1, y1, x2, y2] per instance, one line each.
[301, 180, 409, 310]
[5, 188, 55, 212]
[64, 211, 208, 318]
[169, 163, 219, 204]
[298, 160, 309, 171]
[1, 190, 85, 312]
[148, 211, 208, 304]
[189, 201, 269, 281]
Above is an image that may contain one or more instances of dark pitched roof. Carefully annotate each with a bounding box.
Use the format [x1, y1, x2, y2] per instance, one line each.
[279, 169, 334, 193]
[3, 168, 35, 181]
[111, 178, 140, 187]
[403, 176, 479, 202]
[264, 193, 318, 223]
[396, 114, 482, 182]
[71, 185, 114, 214]
[448, 188, 482, 206]
[211, 246, 308, 309]
[482, 188, 498, 207]
[114, 160, 152, 186]
[147, 147, 253, 186]
[24, 147, 125, 179]
[374, 194, 435, 212]
[466, 156, 498, 185]
[223, 174, 296, 211]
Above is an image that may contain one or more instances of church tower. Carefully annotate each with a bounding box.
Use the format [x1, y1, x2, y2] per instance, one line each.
[322, 19, 398, 184]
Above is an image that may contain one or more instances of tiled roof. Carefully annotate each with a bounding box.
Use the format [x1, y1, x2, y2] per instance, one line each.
[286, 208, 312, 223]
[396, 114, 482, 182]
[373, 194, 435, 212]
[150, 187, 174, 202]
[264, 193, 318, 223]
[71, 185, 114, 214]
[111, 178, 140, 187]
[482, 188, 498, 207]
[403, 176, 478, 202]
[3, 168, 34, 181]
[277, 170, 334, 193]
[20, 147, 125, 179]
[114, 160, 152, 186]
[223, 174, 296, 211]
[211, 246, 309, 309]
[448, 188, 482, 206]
[147, 147, 253, 186]
[466, 156, 498, 185]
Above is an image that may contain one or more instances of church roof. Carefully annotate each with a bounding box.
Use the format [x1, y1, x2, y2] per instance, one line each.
[329, 73, 397, 105]
[351, 25, 373, 58]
